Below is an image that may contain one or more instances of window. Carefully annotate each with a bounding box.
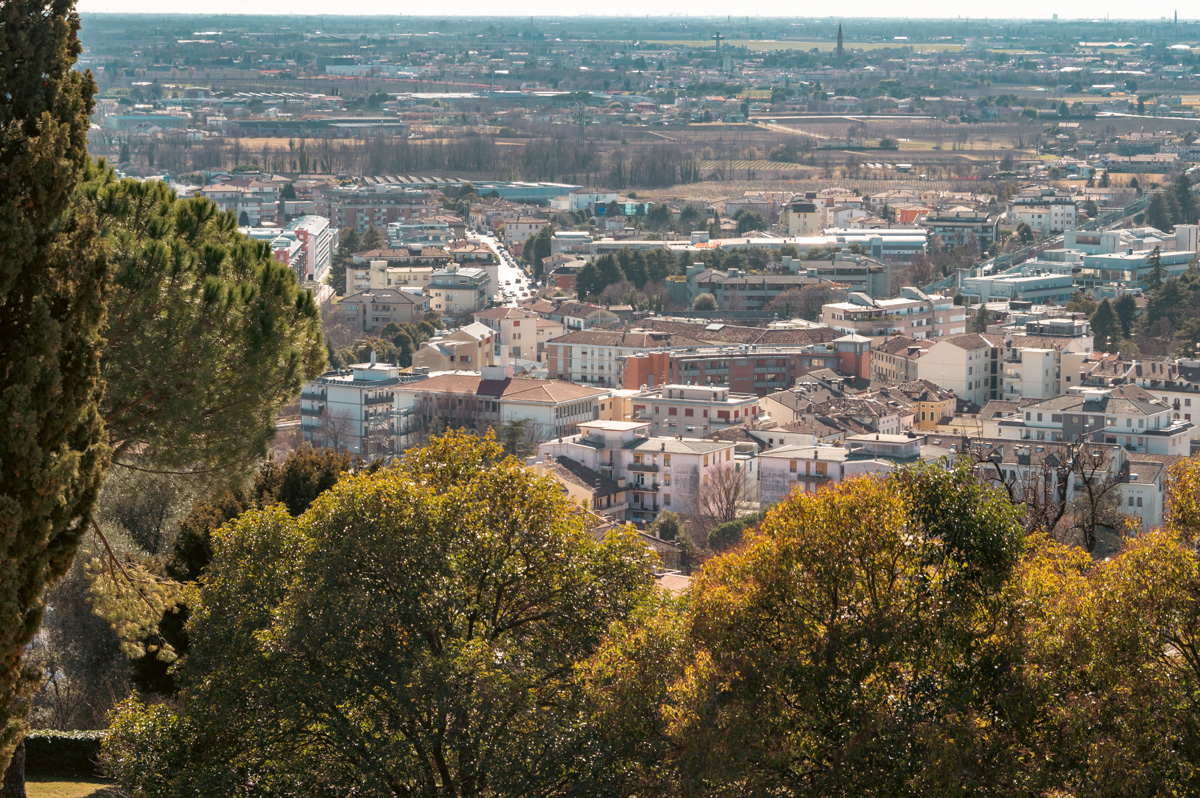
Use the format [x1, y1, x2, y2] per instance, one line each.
[664, 494, 671, 505]
[1137, 497, 1143, 508]
[703, 455, 708, 466]
[663, 454, 671, 466]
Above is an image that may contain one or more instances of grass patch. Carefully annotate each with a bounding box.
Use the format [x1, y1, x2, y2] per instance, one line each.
[25, 776, 121, 798]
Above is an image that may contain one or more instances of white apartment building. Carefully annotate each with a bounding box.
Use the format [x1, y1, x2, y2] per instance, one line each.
[537, 420, 736, 525]
[504, 216, 550, 245]
[821, 287, 965, 340]
[428, 266, 491, 315]
[630, 384, 762, 436]
[346, 259, 437, 294]
[568, 189, 619, 212]
[301, 358, 405, 458]
[285, 215, 334, 284]
[1009, 187, 1078, 234]
[546, 329, 685, 387]
[985, 385, 1192, 456]
[918, 332, 1093, 407]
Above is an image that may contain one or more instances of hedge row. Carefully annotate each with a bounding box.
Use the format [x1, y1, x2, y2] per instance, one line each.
[24, 730, 106, 775]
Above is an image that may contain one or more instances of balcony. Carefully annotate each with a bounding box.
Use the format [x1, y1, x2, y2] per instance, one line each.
[300, 390, 326, 401]
[364, 393, 393, 406]
[300, 406, 324, 417]
[632, 481, 660, 492]
[628, 462, 659, 473]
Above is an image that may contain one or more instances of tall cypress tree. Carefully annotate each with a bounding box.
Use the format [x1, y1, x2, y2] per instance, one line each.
[0, 0, 108, 783]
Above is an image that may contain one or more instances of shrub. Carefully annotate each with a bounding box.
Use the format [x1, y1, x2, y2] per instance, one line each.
[24, 729, 106, 776]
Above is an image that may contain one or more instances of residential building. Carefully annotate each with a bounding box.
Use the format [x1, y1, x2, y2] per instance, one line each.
[782, 199, 822, 236]
[284, 215, 334, 283]
[530, 456, 630, 523]
[984, 385, 1192, 455]
[537, 420, 736, 524]
[472, 307, 564, 364]
[757, 433, 919, 507]
[568, 189, 619, 212]
[300, 358, 405, 457]
[395, 363, 613, 445]
[871, 335, 933, 385]
[347, 258, 439, 294]
[1008, 186, 1078, 234]
[340, 288, 430, 333]
[922, 207, 1001, 252]
[631, 384, 762, 436]
[330, 185, 440, 234]
[411, 323, 497, 372]
[504, 216, 550, 245]
[821, 287, 965, 340]
[428, 265, 491, 316]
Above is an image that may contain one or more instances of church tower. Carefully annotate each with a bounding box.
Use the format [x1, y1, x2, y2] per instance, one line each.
[836, 24, 844, 66]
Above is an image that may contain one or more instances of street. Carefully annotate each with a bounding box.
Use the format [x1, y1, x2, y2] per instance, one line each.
[467, 229, 534, 307]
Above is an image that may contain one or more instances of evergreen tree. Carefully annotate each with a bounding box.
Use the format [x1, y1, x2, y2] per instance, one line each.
[1145, 245, 1167, 289]
[1113, 293, 1138, 339]
[1142, 193, 1171, 234]
[1090, 299, 1122, 352]
[328, 227, 359, 296]
[0, 0, 109, 781]
[1175, 172, 1198, 225]
[359, 225, 385, 251]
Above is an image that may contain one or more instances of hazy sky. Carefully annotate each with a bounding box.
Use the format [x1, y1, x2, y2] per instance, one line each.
[75, 0, 1191, 22]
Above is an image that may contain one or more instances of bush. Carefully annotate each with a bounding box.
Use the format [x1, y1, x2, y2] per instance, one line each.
[24, 729, 106, 775]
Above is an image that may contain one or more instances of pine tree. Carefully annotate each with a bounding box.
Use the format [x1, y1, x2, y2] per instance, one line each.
[1090, 299, 1121, 352]
[1113, 293, 1138, 339]
[1175, 172, 1198, 226]
[359, 225, 385, 250]
[1147, 194, 1172, 233]
[0, 0, 109, 782]
[328, 228, 360, 296]
[1145, 246, 1167, 290]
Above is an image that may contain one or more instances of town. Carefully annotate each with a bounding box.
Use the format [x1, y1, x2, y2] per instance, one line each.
[7, 8, 1200, 796]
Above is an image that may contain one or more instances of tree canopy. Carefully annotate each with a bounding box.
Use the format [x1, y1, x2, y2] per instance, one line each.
[76, 168, 326, 473]
[0, 0, 108, 778]
[104, 433, 656, 797]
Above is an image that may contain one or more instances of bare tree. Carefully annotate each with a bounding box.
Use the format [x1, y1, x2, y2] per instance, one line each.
[314, 409, 355, 453]
[697, 464, 752, 530]
[961, 436, 1127, 552]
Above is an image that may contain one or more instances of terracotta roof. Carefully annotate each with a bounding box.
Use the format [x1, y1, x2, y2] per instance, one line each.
[396, 374, 608, 404]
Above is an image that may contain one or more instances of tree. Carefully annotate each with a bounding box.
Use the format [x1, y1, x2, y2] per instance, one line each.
[523, 224, 553, 278]
[76, 172, 326, 474]
[237, 210, 250, 227]
[735, 210, 767, 235]
[1016, 221, 1035, 244]
[328, 227, 360, 295]
[0, 0, 109, 784]
[280, 182, 296, 201]
[103, 433, 655, 797]
[692, 292, 717, 311]
[649, 466, 1026, 795]
[697, 464, 751, 530]
[1090, 298, 1122, 351]
[1147, 193, 1173, 233]
[359, 225, 384, 251]
[1175, 172, 1198, 225]
[1145, 245, 1166, 290]
[1114, 292, 1138, 338]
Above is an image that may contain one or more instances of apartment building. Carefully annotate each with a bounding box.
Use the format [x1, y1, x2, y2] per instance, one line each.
[330, 185, 440, 233]
[821, 287, 965, 340]
[284, 215, 334, 283]
[428, 265, 491, 316]
[630, 384, 762, 436]
[757, 433, 919, 507]
[536, 420, 736, 524]
[1080, 356, 1200, 437]
[504, 216, 550, 245]
[985, 385, 1192, 456]
[472, 307, 564, 364]
[340, 288, 430, 334]
[922, 207, 1000, 252]
[300, 358, 406, 457]
[871, 335, 934, 385]
[1008, 187, 1078, 234]
[411, 323, 497, 373]
[395, 363, 612, 446]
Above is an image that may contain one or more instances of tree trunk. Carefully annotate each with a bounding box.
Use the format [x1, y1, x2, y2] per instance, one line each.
[0, 740, 26, 798]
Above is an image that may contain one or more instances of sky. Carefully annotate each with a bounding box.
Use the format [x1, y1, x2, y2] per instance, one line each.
[75, 0, 1193, 21]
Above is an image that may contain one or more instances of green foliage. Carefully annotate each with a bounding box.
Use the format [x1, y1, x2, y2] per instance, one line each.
[1090, 298, 1122, 351]
[103, 433, 656, 796]
[707, 508, 766, 551]
[74, 169, 326, 474]
[522, 224, 553, 277]
[359, 225, 385, 250]
[692, 292, 718, 311]
[734, 209, 767, 234]
[0, 0, 109, 775]
[328, 227, 359, 295]
[1114, 292, 1138, 338]
[23, 730, 106, 776]
[651, 510, 684, 542]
